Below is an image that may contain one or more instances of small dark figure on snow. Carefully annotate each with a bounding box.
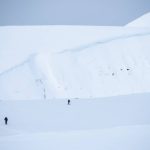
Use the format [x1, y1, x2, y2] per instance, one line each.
[68, 99, 71, 105]
[4, 117, 8, 125]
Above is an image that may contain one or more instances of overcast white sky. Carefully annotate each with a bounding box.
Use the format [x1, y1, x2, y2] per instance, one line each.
[0, 0, 150, 26]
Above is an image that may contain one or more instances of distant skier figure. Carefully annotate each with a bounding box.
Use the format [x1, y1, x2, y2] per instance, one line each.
[68, 99, 71, 105]
[4, 117, 8, 125]
[112, 72, 115, 76]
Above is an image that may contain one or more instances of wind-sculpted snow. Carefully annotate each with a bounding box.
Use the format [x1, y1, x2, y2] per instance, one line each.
[0, 60, 29, 77]
[0, 26, 150, 73]
[1, 30, 150, 76]
[58, 31, 150, 54]
[0, 26, 150, 99]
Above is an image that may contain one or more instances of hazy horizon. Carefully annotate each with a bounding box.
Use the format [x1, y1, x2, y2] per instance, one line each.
[0, 0, 150, 26]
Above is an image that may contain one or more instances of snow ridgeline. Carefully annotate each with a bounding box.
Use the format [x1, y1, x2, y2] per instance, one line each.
[126, 12, 150, 27]
[0, 26, 150, 99]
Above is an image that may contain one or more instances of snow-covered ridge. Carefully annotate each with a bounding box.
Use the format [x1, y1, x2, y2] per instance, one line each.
[0, 26, 150, 99]
[126, 12, 150, 27]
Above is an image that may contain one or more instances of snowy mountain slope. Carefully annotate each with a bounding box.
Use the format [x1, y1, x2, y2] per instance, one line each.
[1, 19, 150, 149]
[126, 12, 150, 27]
[0, 26, 149, 73]
[0, 93, 150, 150]
[0, 26, 150, 99]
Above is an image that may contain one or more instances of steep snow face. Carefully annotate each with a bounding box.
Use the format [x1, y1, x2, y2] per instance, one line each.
[0, 26, 150, 99]
[126, 12, 150, 27]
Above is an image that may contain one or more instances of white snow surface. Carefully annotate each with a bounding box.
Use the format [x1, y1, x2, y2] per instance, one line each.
[0, 26, 150, 99]
[0, 93, 150, 150]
